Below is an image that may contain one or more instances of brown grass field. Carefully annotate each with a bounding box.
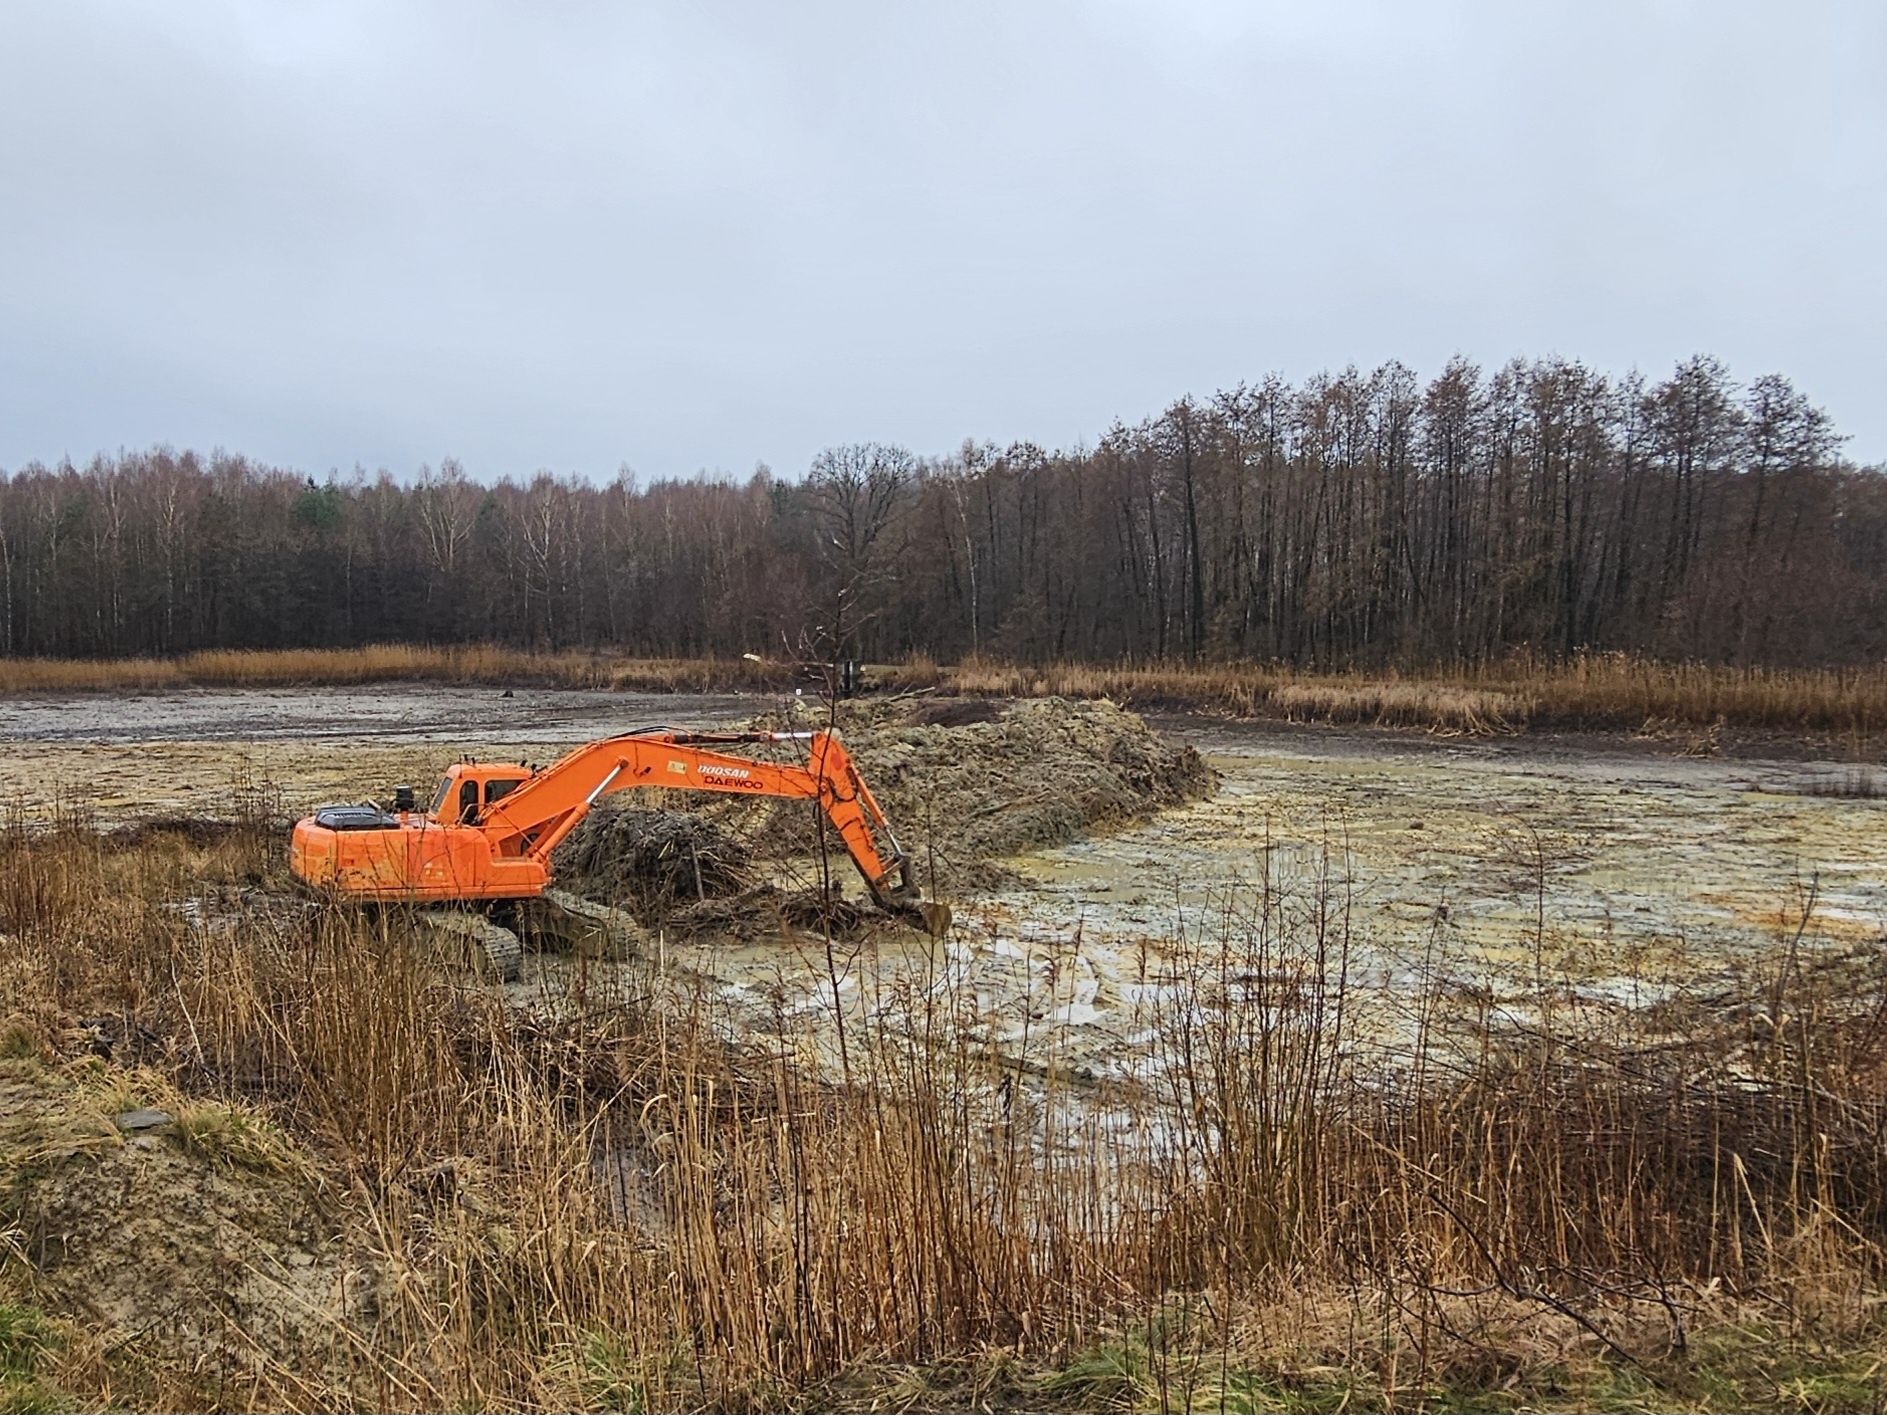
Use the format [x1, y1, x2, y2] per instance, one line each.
[2, 811, 1884, 1411]
[2, 645, 1885, 744]
[0, 645, 775, 695]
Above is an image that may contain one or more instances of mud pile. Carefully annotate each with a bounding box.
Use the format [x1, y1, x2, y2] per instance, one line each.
[724, 695, 1215, 889]
[554, 806, 753, 911]
[553, 807, 863, 939]
[840, 696, 1214, 879]
[661, 884, 870, 941]
[0, 1066, 376, 1400]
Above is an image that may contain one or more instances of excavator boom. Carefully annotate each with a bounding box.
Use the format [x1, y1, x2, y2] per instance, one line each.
[289, 727, 945, 930]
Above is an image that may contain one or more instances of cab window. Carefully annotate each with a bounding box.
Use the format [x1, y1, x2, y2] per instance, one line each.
[429, 776, 454, 817]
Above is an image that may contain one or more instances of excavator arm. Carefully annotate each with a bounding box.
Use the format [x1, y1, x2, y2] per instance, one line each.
[475, 728, 935, 921]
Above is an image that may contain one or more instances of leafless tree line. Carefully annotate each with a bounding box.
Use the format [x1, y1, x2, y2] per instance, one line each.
[2, 355, 1881, 667]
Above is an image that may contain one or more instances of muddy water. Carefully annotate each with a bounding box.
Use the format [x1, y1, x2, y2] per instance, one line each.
[889, 723, 1879, 1082]
[989, 723, 1886, 960]
[0, 685, 757, 818]
[0, 684, 755, 745]
[573, 713, 1886, 1085]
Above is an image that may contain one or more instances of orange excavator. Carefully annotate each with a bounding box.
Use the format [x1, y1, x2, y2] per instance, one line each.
[290, 727, 947, 974]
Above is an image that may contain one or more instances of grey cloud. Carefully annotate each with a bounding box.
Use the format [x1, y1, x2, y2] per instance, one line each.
[2, 0, 1882, 477]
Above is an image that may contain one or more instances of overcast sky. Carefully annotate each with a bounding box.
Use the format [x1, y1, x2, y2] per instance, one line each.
[1, 1, 1881, 480]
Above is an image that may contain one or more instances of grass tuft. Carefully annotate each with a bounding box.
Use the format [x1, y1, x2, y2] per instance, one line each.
[171, 1102, 297, 1177]
[0, 1301, 76, 1415]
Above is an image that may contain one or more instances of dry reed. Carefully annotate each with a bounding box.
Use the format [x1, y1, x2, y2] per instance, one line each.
[2, 810, 1883, 1410]
[0, 645, 786, 695]
[893, 652, 1887, 740]
[3, 645, 1883, 743]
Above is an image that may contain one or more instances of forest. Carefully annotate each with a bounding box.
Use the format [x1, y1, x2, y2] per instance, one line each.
[2, 354, 1882, 669]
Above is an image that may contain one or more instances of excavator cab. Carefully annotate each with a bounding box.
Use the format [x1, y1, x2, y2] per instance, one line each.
[425, 762, 530, 826]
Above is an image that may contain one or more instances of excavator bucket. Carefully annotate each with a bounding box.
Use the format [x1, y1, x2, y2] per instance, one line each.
[869, 855, 952, 936]
[870, 891, 952, 937]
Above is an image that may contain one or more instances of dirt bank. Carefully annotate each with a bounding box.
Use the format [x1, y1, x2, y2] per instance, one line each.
[824, 696, 1216, 875]
[0, 1060, 375, 1405]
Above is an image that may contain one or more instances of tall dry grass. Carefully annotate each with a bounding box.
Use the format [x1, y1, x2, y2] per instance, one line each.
[891, 652, 1887, 740]
[3, 644, 1884, 741]
[2, 814, 1884, 1409]
[0, 645, 786, 695]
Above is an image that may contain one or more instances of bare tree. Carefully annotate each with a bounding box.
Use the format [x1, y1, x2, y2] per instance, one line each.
[1, 356, 1881, 669]
[805, 442, 916, 660]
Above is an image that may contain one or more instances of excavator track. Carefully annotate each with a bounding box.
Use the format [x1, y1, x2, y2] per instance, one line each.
[538, 888, 647, 959]
[418, 909, 524, 982]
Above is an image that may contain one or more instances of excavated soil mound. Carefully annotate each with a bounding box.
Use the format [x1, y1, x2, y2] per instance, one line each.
[827, 696, 1215, 883]
[663, 885, 870, 941]
[0, 1065, 375, 1400]
[727, 696, 1215, 888]
[555, 806, 753, 912]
